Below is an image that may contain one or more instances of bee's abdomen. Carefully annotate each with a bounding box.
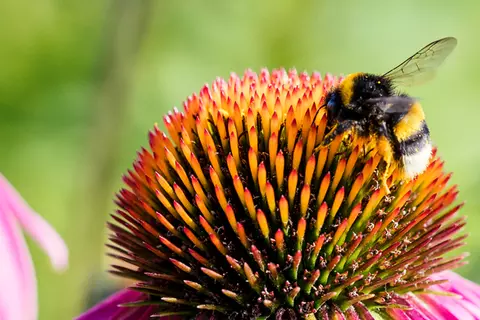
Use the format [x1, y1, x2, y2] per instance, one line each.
[392, 102, 432, 177]
[396, 120, 432, 178]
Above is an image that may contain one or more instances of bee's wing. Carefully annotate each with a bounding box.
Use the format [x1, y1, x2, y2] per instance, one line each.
[382, 37, 457, 87]
[366, 96, 416, 114]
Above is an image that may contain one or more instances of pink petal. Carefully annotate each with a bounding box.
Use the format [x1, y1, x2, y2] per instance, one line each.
[403, 294, 444, 319]
[0, 174, 68, 271]
[76, 289, 177, 320]
[404, 271, 480, 320]
[0, 181, 37, 319]
[392, 294, 441, 320]
[420, 294, 475, 320]
[431, 271, 480, 305]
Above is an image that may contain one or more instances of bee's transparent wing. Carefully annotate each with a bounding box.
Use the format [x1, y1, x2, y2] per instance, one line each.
[366, 96, 416, 114]
[382, 37, 457, 87]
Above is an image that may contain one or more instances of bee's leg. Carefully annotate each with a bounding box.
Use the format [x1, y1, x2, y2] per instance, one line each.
[319, 120, 358, 147]
[380, 169, 391, 194]
[377, 126, 393, 194]
[378, 156, 392, 194]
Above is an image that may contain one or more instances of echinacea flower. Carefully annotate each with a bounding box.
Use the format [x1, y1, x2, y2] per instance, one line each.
[0, 173, 68, 320]
[78, 69, 479, 319]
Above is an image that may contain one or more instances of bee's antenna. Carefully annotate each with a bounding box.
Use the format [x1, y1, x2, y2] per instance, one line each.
[312, 102, 327, 125]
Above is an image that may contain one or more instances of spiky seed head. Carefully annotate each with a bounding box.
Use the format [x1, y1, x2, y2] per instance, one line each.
[110, 69, 466, 319]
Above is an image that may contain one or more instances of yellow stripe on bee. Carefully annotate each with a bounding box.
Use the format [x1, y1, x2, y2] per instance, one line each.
[393, 102, 425, 142]
[339, 72, 363, 105]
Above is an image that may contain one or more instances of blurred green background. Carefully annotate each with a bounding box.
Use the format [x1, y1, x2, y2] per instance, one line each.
[1, 0, 479, 318]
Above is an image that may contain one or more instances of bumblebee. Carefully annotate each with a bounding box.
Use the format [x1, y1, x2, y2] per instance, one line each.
[322, 37, 457, 190]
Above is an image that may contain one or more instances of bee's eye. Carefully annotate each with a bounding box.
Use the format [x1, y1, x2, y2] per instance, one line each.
[327, 93, 337, 107]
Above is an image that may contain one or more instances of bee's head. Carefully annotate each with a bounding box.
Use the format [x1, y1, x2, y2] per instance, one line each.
[325, 89, 343, 122]
[350, 73, 393, 103]
[337, 73, 393, 108]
